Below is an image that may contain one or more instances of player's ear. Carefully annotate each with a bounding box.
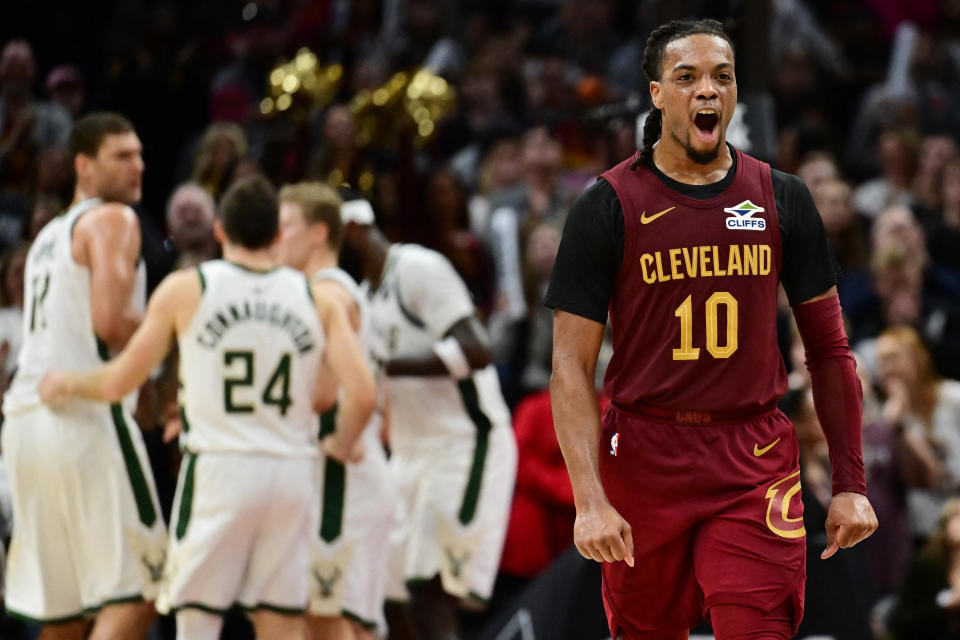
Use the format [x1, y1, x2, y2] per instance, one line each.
[212, 219, 226, 244]
[311, 221, 329, 249]
[650, 81, 663, 110]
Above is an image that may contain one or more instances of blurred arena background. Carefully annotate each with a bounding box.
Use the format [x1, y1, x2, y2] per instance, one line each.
[1, 0, 959, 638]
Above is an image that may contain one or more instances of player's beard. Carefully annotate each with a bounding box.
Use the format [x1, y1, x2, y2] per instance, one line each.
[671, 129, 723, 165]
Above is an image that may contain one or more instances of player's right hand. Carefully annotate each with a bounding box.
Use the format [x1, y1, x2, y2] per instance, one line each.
[574, 501, 635, 567]
[38, 370, 70, 406]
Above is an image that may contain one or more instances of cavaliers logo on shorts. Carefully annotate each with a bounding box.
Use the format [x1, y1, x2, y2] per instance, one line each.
[763, 471, 805, 539]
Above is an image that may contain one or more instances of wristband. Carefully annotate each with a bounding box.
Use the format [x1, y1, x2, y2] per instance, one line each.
[432, 337, 472, 379]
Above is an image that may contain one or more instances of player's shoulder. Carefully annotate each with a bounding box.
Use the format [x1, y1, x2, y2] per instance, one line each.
[395, 243, 455, 275]
[769, 168, 810, 199]
[72, 201, 139, 241]
[564, 178, 623, 236]
[82, 201, 139, 226]
[574, 177, 620, 210]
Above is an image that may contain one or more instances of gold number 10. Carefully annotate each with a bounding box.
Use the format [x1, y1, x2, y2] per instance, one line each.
[672, 292, 738, 360]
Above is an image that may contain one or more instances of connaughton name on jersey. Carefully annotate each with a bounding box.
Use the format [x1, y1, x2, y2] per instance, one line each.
[196, 300, 316, 353]
[638, 243, 772, 284]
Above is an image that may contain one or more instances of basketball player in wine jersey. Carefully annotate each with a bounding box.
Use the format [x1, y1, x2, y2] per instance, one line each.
[546, 19, 877, 639]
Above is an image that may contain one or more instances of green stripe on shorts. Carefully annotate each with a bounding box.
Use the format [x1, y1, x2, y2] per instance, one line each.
[320, 455, 346, 542]
[176, 452, 198, 540]
[456, 378, 492, 525]
[110, 403, 158, 527]
[319, 405, 337, 438]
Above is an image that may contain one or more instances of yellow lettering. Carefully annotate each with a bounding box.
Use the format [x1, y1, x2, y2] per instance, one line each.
[669, 248, 684, 280]
[655, 251, 671, 282]
[760, 245, 771, 275]
[712, 245, 726, 277]
[640, 253, 656, 284]
[682, 247, 699, 278]
[744, 244, 758, 275]
[727, 245, 742, 275]
[700, 245, 713, 277]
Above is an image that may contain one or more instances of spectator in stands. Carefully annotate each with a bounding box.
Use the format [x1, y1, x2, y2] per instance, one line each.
[814, 177, 868, 273]
[0, 40, 71, 198]
[889, 498, 960, 638]
[875, 326, 960, 542]
[797, 152, 840, 194]
[423, 168, 493, 316]
[26, 194, 60, 241]
[190, 121, 249, 200]
[0, 243, 26, 404]
[848, 206, 960, 380]
[485, 127, 568, 397]
[912, 134, 957, 219]
[159, 182, 218, 276]
[852, 127, 919, 218]
[925, 157, 960, 274]
[44, 65, 85, 119]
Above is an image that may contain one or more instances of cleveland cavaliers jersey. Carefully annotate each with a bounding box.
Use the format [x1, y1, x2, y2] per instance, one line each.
[600, 150, 786, 416]
[4, 198, 146, 416]
[178, 260, 324, 457]
[366, 244, 510, 453]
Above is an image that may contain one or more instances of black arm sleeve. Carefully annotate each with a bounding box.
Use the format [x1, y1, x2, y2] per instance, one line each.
[774, 169, 838, 305]
[543, 179, 624, 324]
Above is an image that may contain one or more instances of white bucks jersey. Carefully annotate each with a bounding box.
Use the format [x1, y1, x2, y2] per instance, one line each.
[367, 245, 510, 453]
[313, 266, 385, 447]
[4, 199, 146, 415]
[178, 261, 324, 457]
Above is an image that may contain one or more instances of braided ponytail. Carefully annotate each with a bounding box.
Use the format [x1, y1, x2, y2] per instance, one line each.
[630, 18, 734, 170]
[631, 109, 663, 169]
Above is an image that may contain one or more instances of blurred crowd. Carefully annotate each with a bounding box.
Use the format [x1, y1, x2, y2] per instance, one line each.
[1, 0, 960, 638]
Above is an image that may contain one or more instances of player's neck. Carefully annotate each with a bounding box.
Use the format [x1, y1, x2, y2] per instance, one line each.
[652, 137, 733, 185]
[304, 249, 337, 276]
[71, 184, 99, 207]
[366, 241, 390, 293]
[222, 244, 274, 272]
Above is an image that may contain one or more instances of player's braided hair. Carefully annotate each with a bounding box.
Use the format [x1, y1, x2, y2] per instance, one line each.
[631, 19, 735, 170]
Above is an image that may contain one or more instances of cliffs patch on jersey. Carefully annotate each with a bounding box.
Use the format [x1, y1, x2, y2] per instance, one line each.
[724, 200, 766, 230]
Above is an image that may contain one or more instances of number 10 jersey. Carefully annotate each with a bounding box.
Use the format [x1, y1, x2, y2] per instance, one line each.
[177, 260, 324, 457]
[600, 150, 786, 416]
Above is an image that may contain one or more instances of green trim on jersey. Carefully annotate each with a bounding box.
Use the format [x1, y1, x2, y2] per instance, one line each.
[224, 260, 278, 275]
[239, 602, 305, 616]
[175, 452, 198, 540]
[319, 455, 346, 543]
[197, 266, 206, 293]
[179, 405, 191, 434]
[110, 404, 158, 527]
[304, 273, 315, 303]
[170, 602, 231, 616]
[342, 608, 378, 630]
[6, 594, 146, 625]
[456, 378, 492, 525]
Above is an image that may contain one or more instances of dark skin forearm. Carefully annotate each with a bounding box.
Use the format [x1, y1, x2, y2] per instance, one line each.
[384, 316, 492, 377]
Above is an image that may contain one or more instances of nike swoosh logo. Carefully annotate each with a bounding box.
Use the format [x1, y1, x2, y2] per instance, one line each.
[753, 437, 781, 457]
[639, 206, 676, 224]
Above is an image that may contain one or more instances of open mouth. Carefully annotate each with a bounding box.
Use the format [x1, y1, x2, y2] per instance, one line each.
[693, 109, 720, 143]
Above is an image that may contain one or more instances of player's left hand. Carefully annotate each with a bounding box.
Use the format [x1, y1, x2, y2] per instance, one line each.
[38, 369, 72, 406]
[821, 492, 878, 559]
[322, 433, 365, 464]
